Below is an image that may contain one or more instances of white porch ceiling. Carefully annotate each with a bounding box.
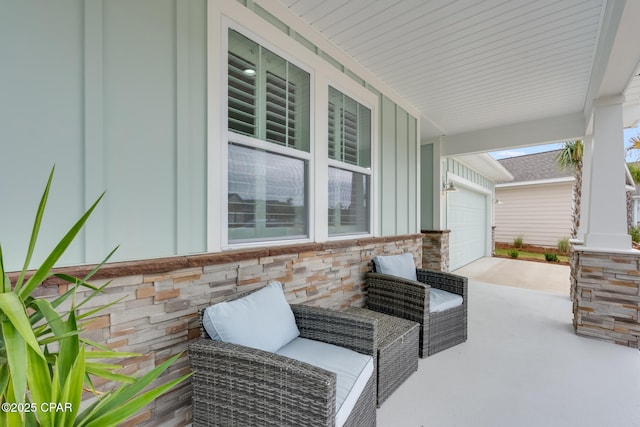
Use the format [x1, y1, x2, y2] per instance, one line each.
[277, 0, 640, 143]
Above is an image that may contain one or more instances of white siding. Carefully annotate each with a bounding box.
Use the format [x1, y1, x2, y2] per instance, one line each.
[495, 182, 573, 247]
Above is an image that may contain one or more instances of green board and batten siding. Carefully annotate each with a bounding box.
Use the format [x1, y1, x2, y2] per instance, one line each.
[0, 0, 418, 271]
[420, 144, 435, 229]
[379, 98, 418, 236]
[1, 0, 207, 270]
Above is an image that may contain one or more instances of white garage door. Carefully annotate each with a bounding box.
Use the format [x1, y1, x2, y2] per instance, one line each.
[447, 187, 488, 270]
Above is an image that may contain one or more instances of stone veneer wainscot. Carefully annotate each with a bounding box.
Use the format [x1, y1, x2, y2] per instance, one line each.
[12, 234, 424, 426]
[572, 248, 640, 349]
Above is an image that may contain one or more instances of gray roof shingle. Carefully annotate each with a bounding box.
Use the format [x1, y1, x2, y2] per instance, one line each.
[497, 149, 572, 184]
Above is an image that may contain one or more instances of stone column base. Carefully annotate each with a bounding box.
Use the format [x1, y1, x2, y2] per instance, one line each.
[571, 248, 640, 349]
[421, 230, 450, 272]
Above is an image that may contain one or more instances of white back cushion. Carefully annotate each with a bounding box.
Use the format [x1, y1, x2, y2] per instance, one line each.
[373, 253, 417, 281]
[202, 281, 299, 353]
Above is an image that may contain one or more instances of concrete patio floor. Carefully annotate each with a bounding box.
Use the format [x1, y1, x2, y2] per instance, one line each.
[454, 256, 571, 295]
[376, 258, 640, 427]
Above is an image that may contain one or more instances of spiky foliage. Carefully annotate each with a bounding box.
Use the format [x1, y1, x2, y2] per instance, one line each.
[0, 167, 189, 426]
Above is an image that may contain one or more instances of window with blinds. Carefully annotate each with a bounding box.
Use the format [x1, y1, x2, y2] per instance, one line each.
[227, 29, 310, 244]
[228, 51, 257, 137]
[228, 29, 309, 152]
[328, 87, 371, 168]
[328, 87, 372, 235]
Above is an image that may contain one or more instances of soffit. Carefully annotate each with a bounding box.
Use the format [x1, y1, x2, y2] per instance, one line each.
[277, 0, 607, 139]
[452, 153, 514, 182]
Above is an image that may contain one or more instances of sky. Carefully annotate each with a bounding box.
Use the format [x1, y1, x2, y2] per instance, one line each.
[490, 125, 640, 161]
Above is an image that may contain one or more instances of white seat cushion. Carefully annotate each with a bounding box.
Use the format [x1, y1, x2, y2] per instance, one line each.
[276, 337, 374, 427]
[430, 288, 463, 313]
[202, 281, 299, 353]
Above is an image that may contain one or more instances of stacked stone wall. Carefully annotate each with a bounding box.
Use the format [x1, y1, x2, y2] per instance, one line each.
[18, 234, 423, 426]
[421, 230, 450, 271]
[572, 249, 640, 349]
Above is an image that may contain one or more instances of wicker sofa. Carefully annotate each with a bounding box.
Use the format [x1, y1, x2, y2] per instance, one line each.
[189, 283, 378, 427]
[366, 254, 468, 358]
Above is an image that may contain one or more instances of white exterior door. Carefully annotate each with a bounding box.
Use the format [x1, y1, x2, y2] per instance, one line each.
[447, 187, 488, 270]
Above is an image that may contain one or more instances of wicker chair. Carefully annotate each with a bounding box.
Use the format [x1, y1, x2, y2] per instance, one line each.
[189, 288, 378, 427]
[366, 267, 468, 358]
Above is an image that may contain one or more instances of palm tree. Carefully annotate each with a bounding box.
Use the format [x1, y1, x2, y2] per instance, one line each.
[556, 140, 583, 239]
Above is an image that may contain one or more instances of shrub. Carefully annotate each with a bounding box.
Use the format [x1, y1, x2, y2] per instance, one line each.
[0, 167, 190, 427]
[509, 249, 519, 258]
[545, 252, 559, 262]
[513, 236, 524, 248]
[629, 225, 640, 243]
[557, 238, 570, 254]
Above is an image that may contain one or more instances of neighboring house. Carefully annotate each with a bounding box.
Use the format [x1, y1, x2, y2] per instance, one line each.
[495, 150, 636, 247]
[495, 150, 574, 247]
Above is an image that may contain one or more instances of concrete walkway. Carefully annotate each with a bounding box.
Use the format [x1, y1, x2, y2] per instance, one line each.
[453, 257, 570, 295]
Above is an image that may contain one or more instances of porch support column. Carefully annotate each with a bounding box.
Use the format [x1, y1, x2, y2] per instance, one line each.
[583, 96, 631, 250]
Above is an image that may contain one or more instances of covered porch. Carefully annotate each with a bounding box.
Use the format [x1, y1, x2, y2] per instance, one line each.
[2, 0, 640, 426]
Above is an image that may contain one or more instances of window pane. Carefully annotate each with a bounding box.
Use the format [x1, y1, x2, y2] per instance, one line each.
[228, 29, 310, 152]
[229, 143, 308, 242]
[228, 30, 258, 138]
[262, 47, 310, 151]
[328, 87, 371, 168]
[328, 167, 370, 235]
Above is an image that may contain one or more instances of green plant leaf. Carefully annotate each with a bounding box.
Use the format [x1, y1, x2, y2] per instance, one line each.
[4, 378, 25, 426]
[78, 338, 113, 352]
[18, 192, 105, 301]
[1, 321, 27, 405]
[56, 311, 80, 389]
[84, 351, 140, 359]
[29, 299, 65, 338]
[84, 364, 135, 384]
[0, 245, 11, 293]
[27, 345, 53, 427]
[0, 293, 44, 358]
[0, 364, 9, 398]
[15, 166, 55, 294]
[77, 353, 186, 425]
[52, 274, 101, 293]
[56, 345, 85, 427]
[77, 245, 119, 284]
[38, 330, 80, 346]
[78, 295, 126, 322]
[83, 375, 189, 427]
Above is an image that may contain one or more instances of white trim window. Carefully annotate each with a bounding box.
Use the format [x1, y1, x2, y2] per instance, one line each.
[327, 86, 372, 236]
[227, 29, 311, 243]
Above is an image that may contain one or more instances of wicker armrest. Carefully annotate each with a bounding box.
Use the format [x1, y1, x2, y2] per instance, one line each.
[416, 268, 468, 298]
[291, 304, 377, 357]
[365, 272, 430, 324]
[189, 338, 336, 426]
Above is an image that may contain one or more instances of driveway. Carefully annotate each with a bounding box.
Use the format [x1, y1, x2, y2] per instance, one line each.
[452, 257, 570, 295]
